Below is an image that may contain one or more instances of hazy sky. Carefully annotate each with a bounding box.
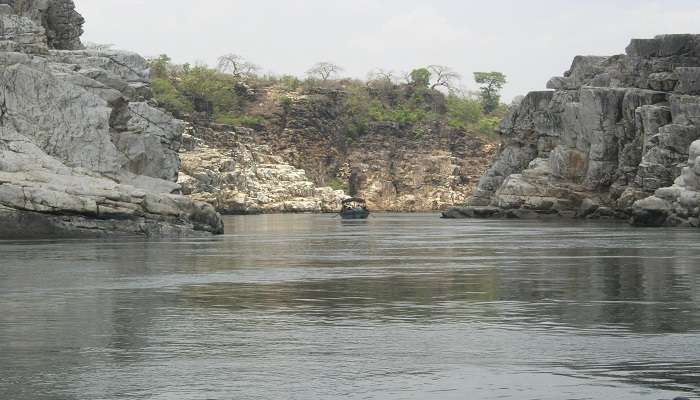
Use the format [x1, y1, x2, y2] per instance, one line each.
[77, 0, 700, 101]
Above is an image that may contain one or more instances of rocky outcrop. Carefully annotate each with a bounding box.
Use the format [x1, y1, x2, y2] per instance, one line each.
[1, 0, 84, 50]
[179, 125, 347, 214]
[445, 34, 700, 228]
[343, 131, 496, 211]
[249, 89, 496, 211]
[0, 1, 223, 237]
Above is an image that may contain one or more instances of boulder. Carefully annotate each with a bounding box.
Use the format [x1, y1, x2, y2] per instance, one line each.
[631, 196, 671, 226]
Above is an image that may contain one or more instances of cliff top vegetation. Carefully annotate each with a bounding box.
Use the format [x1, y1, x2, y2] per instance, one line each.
[148, 54, 509, 140]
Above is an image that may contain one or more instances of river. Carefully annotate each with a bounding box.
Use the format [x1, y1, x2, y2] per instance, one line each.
[0, 214, 698, 399]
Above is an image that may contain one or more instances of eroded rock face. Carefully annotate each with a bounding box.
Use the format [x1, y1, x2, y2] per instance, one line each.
[246, 89, 497, 212]
[0, 4, 224, 237]
[446, 34, 700, 227]
[344, 133, 495, 211]
[179, 126, 347, 214]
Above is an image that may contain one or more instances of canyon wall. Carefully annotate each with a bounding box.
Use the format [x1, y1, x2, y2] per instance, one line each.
[243, 89, 495, 212]
[444, 35, 700, 227]
[178, 125, 347, 214]
[0, 1, 223, 237]
[178, 88, 496, 214]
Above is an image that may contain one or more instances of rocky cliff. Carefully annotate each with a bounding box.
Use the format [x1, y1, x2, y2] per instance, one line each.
[245, 89, 496, 212]
[0, 1, 224, 237]
[444, 35, 700, 227]
[178, 124, 347, 214]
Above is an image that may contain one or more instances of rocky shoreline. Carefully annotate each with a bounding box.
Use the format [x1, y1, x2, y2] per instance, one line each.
[0, 0, 224, 237]
[178, 124, 348, 215]
[444, 34, 700, 228]
[3, 1, 699, 236]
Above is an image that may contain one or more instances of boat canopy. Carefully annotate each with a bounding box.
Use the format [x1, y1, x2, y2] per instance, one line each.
[342, 197, 366, 205]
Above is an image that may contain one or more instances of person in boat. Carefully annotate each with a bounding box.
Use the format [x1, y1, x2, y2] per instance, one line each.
[340, 197, 370, 219]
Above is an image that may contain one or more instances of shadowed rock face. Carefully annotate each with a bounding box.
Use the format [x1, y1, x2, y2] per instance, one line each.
[445, 34, 700, 228]
[0, 2, 224, 237]
[1, 0, 83, 50]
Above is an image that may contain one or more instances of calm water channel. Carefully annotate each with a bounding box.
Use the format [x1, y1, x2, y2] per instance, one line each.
[0, 214, 699, 400]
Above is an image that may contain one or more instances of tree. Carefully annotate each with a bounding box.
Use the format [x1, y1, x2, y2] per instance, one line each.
[306, 62, 343, 81]
[428, 65, 460, 91]
[367, 69, 395, 83]
[217, 53, 260, 78]
[474, 71, 507, 114]
[366, 69, 397, 98]
[149, 54, 172, 79]
[409, 68, 431, 88]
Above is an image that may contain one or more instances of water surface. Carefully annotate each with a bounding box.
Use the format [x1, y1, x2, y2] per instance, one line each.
[1, 214, 699, 399]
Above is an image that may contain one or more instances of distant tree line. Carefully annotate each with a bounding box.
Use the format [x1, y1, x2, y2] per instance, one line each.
[147, 53, 508, 138]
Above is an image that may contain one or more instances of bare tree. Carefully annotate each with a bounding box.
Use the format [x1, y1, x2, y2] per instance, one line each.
[367, 69, 396, 84]
[306, 62, 343, 81]
[367, 69, 397, 97]
[217, 53, 260, 78]
[428, 65, 461, 91]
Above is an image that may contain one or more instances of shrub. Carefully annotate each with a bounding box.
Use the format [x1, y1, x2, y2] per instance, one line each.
[447, 95, 483, 129]
[326, 178, 349, 192]
[179, 66, 245, 116]
[280, 96, 293, 111]
[151, 77, 192, 116]
[477, 116, 501, 139]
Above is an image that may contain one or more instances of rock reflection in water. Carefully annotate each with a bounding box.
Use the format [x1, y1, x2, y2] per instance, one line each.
[0, 214, 698, 400]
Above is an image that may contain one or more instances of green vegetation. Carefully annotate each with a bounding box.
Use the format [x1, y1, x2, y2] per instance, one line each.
[326, 178, 349, 192]
[477, 116, 502, 139]
[151, 77, 192, 116]
[147, 54, 509, 139]
[214, 114, 267, 129]
[474, 71, 507, 115]
[446, 95, 483, 129]
[409, 68, 431, 88]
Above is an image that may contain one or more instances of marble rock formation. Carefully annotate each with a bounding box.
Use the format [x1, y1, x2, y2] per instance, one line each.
[179, 126, 348, 214]
[245, 88, 496, 212]
[0, 0, 224, 237]
[1, 0, 83, 50]
[444, 35, 700, 227]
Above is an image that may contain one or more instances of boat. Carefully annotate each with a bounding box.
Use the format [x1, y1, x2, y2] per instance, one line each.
[340, 197, 370, 219]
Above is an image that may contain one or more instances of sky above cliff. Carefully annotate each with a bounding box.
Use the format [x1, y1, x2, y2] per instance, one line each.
[78, 0, 700, 101]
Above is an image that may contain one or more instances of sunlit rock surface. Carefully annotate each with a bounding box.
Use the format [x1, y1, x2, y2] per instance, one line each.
[0, 0, 223, 237]
[445, 34, 700, 227]
[179, 126, 348, 214]
[240, 88, 497, 212]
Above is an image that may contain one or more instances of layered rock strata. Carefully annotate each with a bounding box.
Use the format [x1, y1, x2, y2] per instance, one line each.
[179, 126, 347, 214]
[0, 1, 223, 237]
[444, 35, 700, 227]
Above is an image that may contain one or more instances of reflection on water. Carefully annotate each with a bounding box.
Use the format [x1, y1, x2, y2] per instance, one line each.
[0, 214, 699, 400]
